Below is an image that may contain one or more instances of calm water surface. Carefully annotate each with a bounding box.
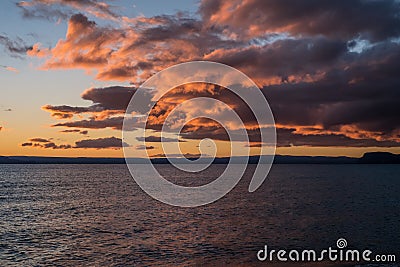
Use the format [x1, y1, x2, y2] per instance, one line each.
[0, 164, 399, 266]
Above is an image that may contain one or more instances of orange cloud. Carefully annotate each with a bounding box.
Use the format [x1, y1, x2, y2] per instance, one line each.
[27, 13, 243, 84]
[6, 66, 19, 73]
[1, 65, 19, 73]
[27, 43, 49, 57]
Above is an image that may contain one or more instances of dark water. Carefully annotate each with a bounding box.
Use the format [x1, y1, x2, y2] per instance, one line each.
[0, 164, 399, 266]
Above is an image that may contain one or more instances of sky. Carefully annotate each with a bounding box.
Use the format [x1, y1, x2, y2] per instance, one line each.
[1, 0, 400, 158]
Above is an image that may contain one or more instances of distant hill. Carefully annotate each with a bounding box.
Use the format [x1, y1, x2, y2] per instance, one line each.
[358, 152, 400, 164]
[1, 152, 399, 164]
[0, 156, 126, 164]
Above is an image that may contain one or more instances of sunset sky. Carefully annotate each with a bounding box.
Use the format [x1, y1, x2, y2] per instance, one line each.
[1, 0, 400, 158]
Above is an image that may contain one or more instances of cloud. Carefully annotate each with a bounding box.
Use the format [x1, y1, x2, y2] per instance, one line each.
[41, 86, 151, 119]
[135, 145, 155, 150]
[276, 128, 399, 148]
[28, 13, 240, 83]
[52, 116, 125, 130]
[200, 0, 400, 42]
[150, 153, 204, 158]
[205, 37, 348, 85]
[51, 113, 74, 119]
[261, 41, 400, 143]
[29, 137, 51, 142]
[136, 136, 185, 143]
[179, 125, 400, 148]
[21, 136, 128, 149]
[74, 136, 129, 149]
[44, 71, 400, 147]
[1, 66, 19, 73]
[21, 141, 72, 149]
[29, 3, 400, 149]
[42, 104, 93, 114]
[17, 0, 119, 21]
[60, 129, 88, 135]
[21, 142, 33, 146]
[80, 86, 152, 112]
[0, 35, 32, 57]
[41, 86, 154, 133]
[27, 14, 124, 74]
[43, 142, 72, 149]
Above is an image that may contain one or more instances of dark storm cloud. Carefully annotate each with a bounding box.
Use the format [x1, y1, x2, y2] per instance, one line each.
[200, 0, 400, 41]
[262, 41, 400, 135]
[206, 36, 348, 84]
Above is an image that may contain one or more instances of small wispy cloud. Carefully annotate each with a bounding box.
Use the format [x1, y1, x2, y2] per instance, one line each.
[21, 136, 129, 149]
[0, 34, 32, 58]
[60, 129, 88, 135]
[1, 65, 19, 73]
[16, 0, 120, 22]
[135, 145, 155, 150]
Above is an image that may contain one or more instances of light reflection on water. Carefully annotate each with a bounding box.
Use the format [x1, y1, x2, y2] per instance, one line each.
[0, 164, 399, 266]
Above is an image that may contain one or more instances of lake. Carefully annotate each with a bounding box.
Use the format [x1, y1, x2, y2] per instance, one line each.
[0, 164, 399, 266]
